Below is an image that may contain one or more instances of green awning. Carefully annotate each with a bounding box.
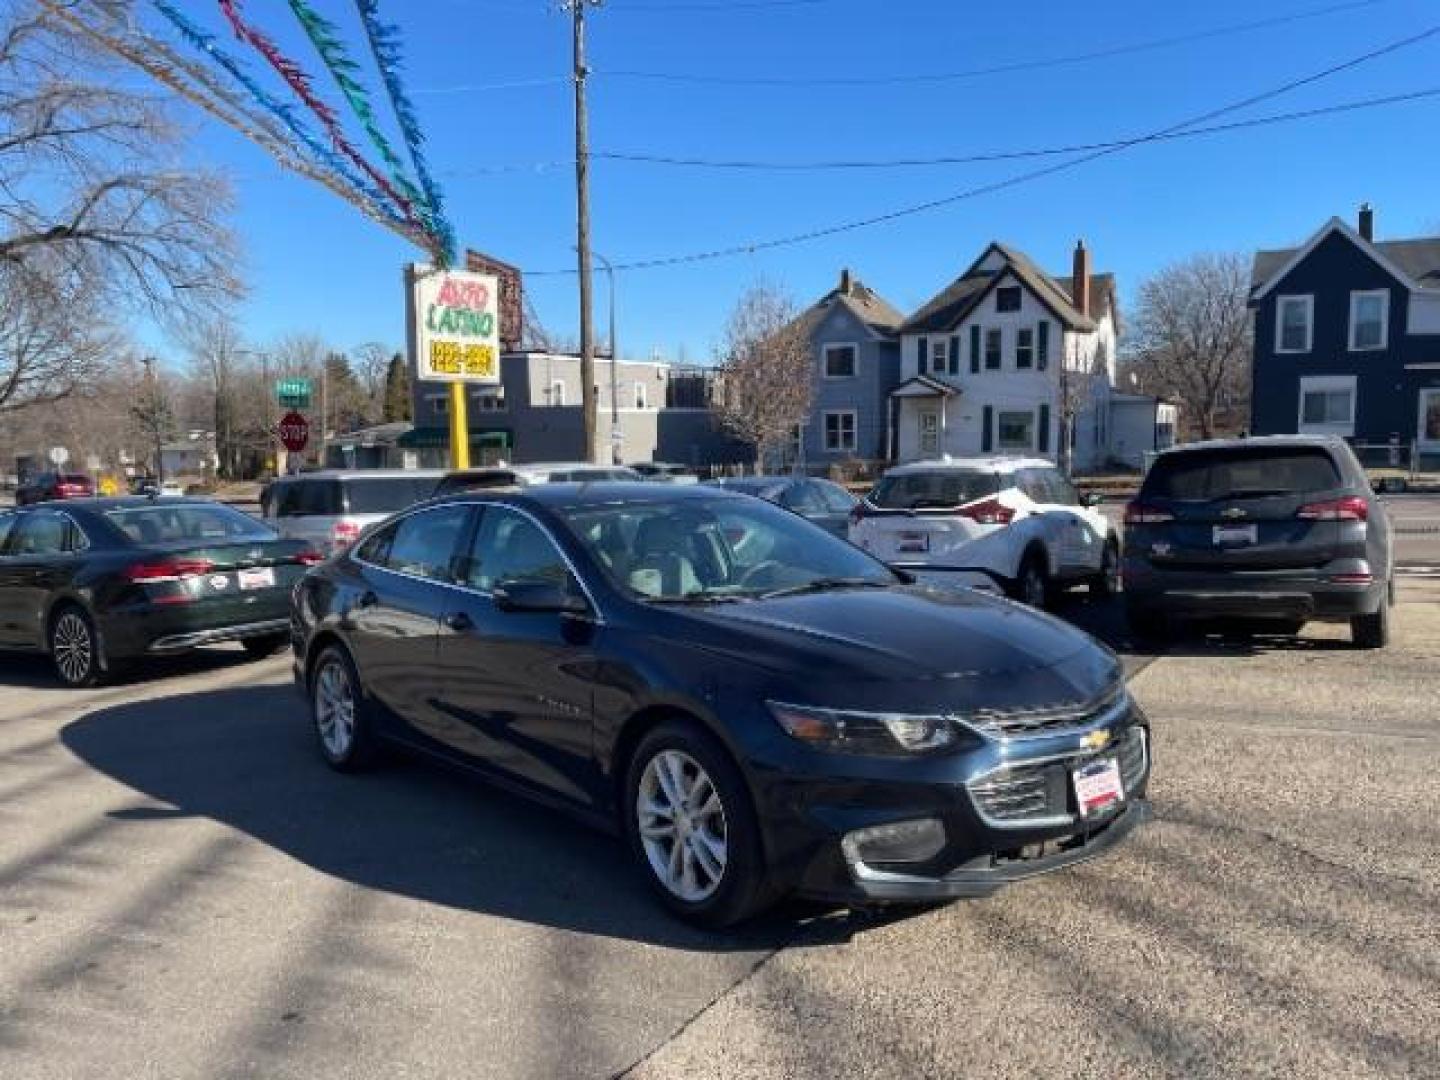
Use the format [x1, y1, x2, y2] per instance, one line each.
[397, 427, 512, 450]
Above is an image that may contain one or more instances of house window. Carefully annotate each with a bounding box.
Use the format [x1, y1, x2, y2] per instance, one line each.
[1276, 295, 1313, 353]
[984, 329, 1002, 370]
[1349, 290, 1388, 351]
[997, 410, 1034, 451]
[545, 380, 566, 407]
[472, 391, 505, 412]
[1016, 328, 1035, 369]
[823, 343, 857, 378]
[1298, 375, 1356, 435]
[931, 339, 947, 373]
[996, 286, 1022, 313]
[427, 393, 449, 417]
[824, 410, 857, 453]
[632, 382, 647, 409]
[919, 411, 940, 455]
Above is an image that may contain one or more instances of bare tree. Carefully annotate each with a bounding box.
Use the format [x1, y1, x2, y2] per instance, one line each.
[0, 5, 240, 414]
[130, 360, 179, 481]
[352, 341, 393, 421]
[179, 315, 253, 479]
[713, 281, 812, 472]
[1127, 253, 1253, 441]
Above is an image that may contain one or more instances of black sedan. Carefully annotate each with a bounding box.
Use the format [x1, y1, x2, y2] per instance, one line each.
[291, 484, 1150, 926]
[0, 499, 321, 686]
[705, 475, 858, 538]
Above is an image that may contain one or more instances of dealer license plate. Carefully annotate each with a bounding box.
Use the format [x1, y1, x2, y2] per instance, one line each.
[1073, 757, 1124, 819]
[897, 531, 930, 554]
[1213, 524, 1258, 547]
[237, 567, 276, 591]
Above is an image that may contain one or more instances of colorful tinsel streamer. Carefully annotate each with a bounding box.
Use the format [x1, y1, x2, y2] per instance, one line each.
[352, 0, 455, 264]
[151, 1, 409, 232]
[281, 0, 437, 246]
[215, 0, 418, 230]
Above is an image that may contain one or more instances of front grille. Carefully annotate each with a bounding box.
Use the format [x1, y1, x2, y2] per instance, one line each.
[967, 685, 1127, 739]
[967, 724, 1150, 828]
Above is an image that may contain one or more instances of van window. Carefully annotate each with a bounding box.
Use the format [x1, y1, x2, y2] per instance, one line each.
[1143, 448, 1342, 501]
[273, 480, 341, 517]
[342, 476, 440, 514]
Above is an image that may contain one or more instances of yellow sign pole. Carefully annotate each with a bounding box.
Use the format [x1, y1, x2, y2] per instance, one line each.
[448, 381, 470, 470]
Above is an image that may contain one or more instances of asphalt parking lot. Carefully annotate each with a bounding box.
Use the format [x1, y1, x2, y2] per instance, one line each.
[2, 575, 1436, 1079]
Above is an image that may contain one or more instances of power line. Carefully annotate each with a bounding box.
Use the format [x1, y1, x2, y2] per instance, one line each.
[522, 22, 1440, 274]
[601, 0, 1385, 86]
[587, 87, 1440, 171]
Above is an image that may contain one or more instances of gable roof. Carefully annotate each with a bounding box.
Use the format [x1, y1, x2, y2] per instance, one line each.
[1250, 216, 1440, 299]
[898, 242, 1110, 335]
[791, 270, 905, 342]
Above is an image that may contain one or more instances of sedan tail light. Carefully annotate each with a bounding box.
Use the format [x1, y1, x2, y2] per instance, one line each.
[1296, 496, 1368, 522]
[957, 498, 1015, 526]
[294, 549, 326, 567]
[1124, 502, 1174, 525]
[331, 520, 362, 551]
[123, 557, 215, 584]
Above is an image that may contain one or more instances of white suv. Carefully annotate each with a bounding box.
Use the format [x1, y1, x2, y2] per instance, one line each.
[849, 457, 1119, 607]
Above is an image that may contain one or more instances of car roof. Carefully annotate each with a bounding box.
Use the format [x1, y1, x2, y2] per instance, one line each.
[273, 469, 446, 481]
[10, 496, 220, 514]
[1155, 435, 1346, 456]
[883, 455, 1056, 475]
[439, 481, 741, 510]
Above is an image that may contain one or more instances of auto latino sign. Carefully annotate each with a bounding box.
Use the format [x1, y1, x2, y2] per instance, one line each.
[409, 265, 501, 384]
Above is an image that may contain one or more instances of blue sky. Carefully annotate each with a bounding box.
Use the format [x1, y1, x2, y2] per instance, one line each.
[144, 0, 1440, 364]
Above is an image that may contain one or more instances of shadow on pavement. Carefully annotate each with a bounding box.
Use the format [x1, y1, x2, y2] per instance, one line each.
[0, 647, 259, 692]
[59, 683, 865, 952]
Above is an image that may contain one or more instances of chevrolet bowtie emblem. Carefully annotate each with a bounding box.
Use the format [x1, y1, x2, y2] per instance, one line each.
[1220, 507, 1248, 519]
[1080, 729, 1112, 750]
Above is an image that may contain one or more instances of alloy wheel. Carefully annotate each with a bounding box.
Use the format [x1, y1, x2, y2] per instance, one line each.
[314, 660, 356, 759]
[52, 612, 93, 686]
[637, 749, 728, 903]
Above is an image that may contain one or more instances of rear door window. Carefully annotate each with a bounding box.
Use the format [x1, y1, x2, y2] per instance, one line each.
[10, 512, 71, 556]
[1143, 448, 1342, 501]
[364, 505, 472, 581]
[871, 470, 1000, 509]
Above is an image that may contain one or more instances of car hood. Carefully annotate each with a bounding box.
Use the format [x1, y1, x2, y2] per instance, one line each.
[666, 585, 1119, 707]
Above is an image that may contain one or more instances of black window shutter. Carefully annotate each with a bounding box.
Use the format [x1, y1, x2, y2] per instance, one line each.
[917, 336, 928, 375]
[1038, 403, 1051, 454]
[970, 325, 981, 373]
[948, 335, 960, 375]
[982, 405, 994, 453]
[1037, 321, 1049, 371]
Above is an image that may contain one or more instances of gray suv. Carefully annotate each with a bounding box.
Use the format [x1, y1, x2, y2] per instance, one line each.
[1122, 436, 1393, 648]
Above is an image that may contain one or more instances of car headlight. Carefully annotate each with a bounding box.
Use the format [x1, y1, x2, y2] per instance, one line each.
[766, 702, 957, 755]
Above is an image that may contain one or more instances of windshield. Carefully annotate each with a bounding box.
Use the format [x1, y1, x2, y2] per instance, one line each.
[1143, 448, 1341, 501]
[559, 496, 896, 602]
[108, 504, 276, 545]
[869, 470, 1000, 509]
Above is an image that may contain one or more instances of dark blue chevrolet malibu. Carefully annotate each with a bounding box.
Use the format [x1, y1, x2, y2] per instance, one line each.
[291, 483, 1150, 926]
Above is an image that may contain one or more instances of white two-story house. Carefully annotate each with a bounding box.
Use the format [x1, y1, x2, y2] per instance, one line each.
[889, 241, 1163, 472]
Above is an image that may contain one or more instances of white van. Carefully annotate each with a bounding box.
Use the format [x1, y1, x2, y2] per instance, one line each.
[262, 470, 445, 554]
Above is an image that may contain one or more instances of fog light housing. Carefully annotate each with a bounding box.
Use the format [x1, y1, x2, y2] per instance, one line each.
[841, 818, 946, 867]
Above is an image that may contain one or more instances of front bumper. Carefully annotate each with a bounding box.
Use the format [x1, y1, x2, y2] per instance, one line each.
[1123, 560, 1383, 621]
[748, 703, 1152, 905]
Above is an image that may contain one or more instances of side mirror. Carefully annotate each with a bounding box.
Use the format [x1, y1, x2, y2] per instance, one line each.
[493, 577, 589, 616]
[1080, 491, 1104, 508]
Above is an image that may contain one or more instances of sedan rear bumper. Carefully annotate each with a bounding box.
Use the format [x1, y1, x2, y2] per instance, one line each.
[146, 617, 290, 653]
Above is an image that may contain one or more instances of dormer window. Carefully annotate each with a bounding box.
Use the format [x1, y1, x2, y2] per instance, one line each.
[1276, 295, 1313, 353]
[1348, 290, 1388, 351]
[996, 286, 1021, 313]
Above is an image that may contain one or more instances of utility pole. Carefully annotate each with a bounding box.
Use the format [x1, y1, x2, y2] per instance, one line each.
[567, 0, 602, 462]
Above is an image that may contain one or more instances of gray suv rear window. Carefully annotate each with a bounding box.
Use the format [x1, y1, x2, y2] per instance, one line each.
[1143, 448, 1341, 501]
[870, 470, 1000, 509]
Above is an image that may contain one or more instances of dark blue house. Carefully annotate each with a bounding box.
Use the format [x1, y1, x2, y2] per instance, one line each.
[1250, 206, 1440, 463]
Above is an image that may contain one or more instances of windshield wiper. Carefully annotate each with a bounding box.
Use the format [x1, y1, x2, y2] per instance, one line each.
[760, 577, 893, 600]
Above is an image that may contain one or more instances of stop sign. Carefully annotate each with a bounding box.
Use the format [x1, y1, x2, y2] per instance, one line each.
[278, 411, 310, 453]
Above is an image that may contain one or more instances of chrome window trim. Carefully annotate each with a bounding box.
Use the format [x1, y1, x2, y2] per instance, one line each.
[7, 506, 91, 555]
[351, 500, 606, 623]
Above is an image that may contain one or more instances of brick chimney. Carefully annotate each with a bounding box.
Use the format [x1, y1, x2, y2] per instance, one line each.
[1071, 240, 1091, 318]
[839, 267, 853, 296]
[1358, 203, 1374, 241]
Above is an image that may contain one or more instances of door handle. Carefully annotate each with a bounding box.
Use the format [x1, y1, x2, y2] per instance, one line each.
[444, 611, 474, 633]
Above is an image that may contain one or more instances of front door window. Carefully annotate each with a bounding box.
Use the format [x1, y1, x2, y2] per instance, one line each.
[919, 410, 940, 455]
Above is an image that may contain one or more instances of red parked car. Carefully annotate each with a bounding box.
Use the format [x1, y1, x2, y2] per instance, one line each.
[15, 472, 95, 506]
